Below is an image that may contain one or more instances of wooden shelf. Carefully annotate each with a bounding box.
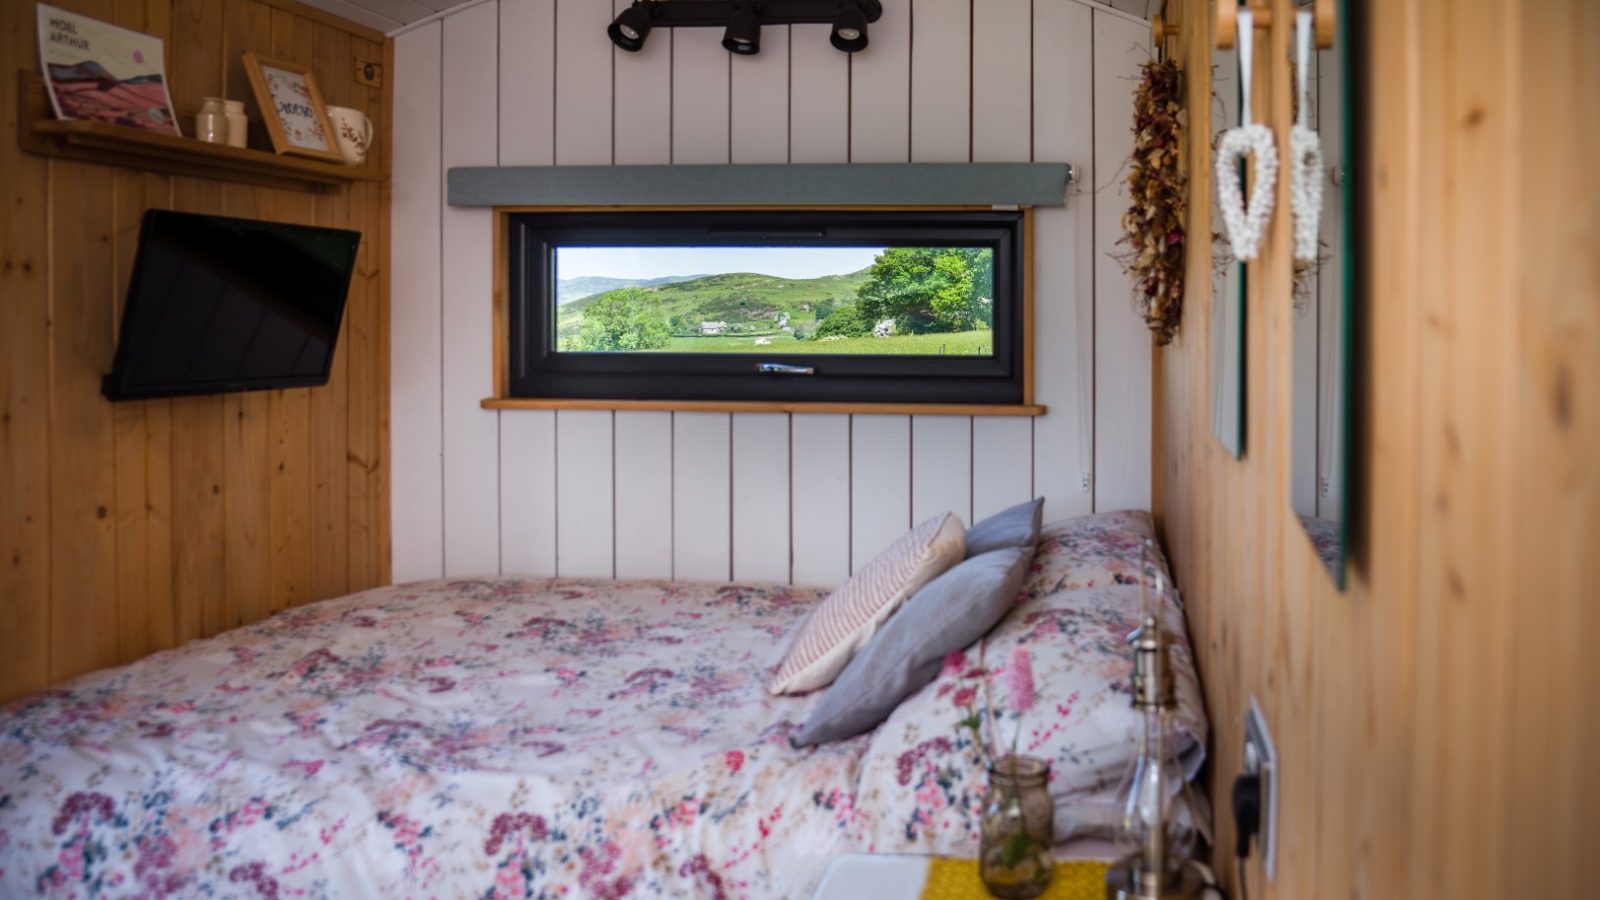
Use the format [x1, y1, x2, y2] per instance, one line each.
[481, 398, 1047, 416]
[17, 72, 381, 192]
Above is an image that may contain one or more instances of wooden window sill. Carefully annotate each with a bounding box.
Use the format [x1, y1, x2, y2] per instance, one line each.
[480, 398, 1047, 416]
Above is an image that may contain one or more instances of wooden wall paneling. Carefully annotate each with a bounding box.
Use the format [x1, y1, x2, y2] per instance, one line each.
[672, 412, 733, 581]
[850, 414, 911, 570]
[731, 414, 791, 583]
[911, 415, 972, 525]
[607, 8, 676, 581]
[211, 184, 274, 631]
[610, 0, 671, 165]
[499, 0, 555, 166]
[495, 0, 556, 576]
[1029, 0, 1094, 522]
[345, 32, 387, 588]
[48, 158, 120, 679]
[265, 1, 319, 615]
[224, 0, 274, 151]
[0, 0, 54, 700]
[909, 0, 969, 163]
[971, 0, 1030, 163]
[1090, 10, 1149, 512]
[671, 28, 731, 164]
[554, 0, 612, 164]
[498, 409, 557, 576]
[441, 1, 502, 577]
[1504, 6, 1600, 895]
[613, 412, 674, 579]
[730, 25, 789, 164]
[790, 414, 852, 585]
[554, 409, 615, 577]
[171, 0, 224, 119]
[848, 0, 909, 163]
[906, 0, 974, 526]
[972, 417, 1032, 521]
[312, 22, 353, 600]
[390, 22, 445, 582]
[786, 24, 849, 163]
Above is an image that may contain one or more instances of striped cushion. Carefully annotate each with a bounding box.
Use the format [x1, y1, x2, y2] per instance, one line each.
[769, 513, 966, 695]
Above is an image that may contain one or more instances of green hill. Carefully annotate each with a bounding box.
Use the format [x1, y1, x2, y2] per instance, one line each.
[557, 268, 871, 340]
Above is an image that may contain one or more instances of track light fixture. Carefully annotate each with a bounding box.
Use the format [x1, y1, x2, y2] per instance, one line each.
[607, 1, 657, 52]
[721, 3, 761, 55]
[607, 0, 882, 56]
[830, 1, 869, 52]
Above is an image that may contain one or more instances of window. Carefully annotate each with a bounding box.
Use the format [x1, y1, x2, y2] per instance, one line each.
[504, 209, 1028, 406]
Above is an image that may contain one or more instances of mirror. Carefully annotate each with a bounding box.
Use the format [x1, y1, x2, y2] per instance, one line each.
[1210, 41, 1245, 458]
[1290, 0, 1354, 587]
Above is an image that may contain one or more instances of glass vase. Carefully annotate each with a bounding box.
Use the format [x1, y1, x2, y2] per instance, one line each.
[978, 754, 1054, 899]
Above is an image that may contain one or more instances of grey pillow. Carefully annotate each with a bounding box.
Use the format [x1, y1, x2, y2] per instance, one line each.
[965, 497, 1044, 557]
[791, 546, 1033, 747]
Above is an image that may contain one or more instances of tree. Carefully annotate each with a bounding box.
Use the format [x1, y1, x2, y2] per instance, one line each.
[668, 313, 694, 334]
[814, 304, 869, 338]
[814, 298, 837, 322]
[574, 289, 670, 351]
[855, 248, 994, 333]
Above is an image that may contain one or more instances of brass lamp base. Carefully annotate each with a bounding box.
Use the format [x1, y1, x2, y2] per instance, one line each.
[1104, 854, 1211, 899]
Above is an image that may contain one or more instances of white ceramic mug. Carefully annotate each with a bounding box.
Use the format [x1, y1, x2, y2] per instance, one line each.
[325, 105, 373, 167]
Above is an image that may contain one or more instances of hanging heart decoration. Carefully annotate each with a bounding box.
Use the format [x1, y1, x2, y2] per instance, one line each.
[1215, 125, 1278, 261]
[1290, 125, 1324, 262]
[1289, 11, 1325, 263]
[1213, 6, 1277, 262]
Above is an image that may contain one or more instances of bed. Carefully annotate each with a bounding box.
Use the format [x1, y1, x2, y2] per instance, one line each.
[0, 511, 1206, 898]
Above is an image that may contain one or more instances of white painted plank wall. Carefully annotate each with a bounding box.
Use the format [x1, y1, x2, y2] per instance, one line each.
[391, 0, 1151, 585]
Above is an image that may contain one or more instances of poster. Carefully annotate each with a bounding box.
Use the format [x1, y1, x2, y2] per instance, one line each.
[37, 4, 180, 134]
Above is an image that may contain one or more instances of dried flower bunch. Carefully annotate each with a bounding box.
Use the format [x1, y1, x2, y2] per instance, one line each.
[1119, 58, 1187, 346]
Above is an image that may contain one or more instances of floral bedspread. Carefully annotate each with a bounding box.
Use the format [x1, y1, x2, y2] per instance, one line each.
[0, 511, 1206, 899]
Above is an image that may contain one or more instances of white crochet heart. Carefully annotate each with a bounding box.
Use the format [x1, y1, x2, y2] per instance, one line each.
[1290, 124, 1324, 262]
[1215, 124, 1278, 262]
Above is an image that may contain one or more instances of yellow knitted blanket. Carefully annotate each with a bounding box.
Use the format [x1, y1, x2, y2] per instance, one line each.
[920, 858, 1110, 900]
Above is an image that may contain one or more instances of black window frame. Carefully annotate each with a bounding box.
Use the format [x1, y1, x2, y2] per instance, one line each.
[505, 209, 1027, 405]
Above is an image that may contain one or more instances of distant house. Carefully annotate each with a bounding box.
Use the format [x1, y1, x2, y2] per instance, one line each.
[700, 321, 728, 335]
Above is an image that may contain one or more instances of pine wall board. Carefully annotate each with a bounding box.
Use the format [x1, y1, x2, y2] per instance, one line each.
[390, 0, 1155, 586]
[1153, 0, 1600, 897]
[0, 0, 392, 704]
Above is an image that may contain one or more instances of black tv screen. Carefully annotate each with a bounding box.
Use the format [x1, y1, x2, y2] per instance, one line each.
[103, 210, 362, 401]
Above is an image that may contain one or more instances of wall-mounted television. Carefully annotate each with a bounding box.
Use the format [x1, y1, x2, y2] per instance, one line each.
[102, 210, 362, 401]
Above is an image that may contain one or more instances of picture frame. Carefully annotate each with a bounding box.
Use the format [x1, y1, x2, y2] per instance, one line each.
[241, 52, 342, 162]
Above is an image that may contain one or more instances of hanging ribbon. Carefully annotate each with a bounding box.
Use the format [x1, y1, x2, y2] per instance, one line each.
[1290, 9, 1326, 263]
[1214, 5, 1278, 261]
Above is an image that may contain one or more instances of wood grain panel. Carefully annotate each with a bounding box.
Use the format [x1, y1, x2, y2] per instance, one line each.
[673, 412, 733, 581]
[390, 21, 445, 582]
[554, 409, 615, 577]
[671, 28, 731, 165]
[499, 410, 558, 575]
[554, 0, 611, 165]
[440, 0, 501, 576]
[614, 411, 674, 579]
[1029, 0, 1094, 523]
[850, 414, 911, 570]
[787, 23, 849, 164]
[499, 0, 555, 166]
[731, 414, 791, 583]
[911, 415, 972, 525]
[0, 0, 391, 703]
[791, 414, 852, 586]
[1153, 0, 1600, 897]
[848, 0, 909, 163]
[611, 0, 672, 166]
[730, 25, 788, 164]
[910, 0, 969, 163]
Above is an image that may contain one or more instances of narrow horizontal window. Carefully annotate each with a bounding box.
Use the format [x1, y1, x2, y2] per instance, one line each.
[504, 209, 1028, 406]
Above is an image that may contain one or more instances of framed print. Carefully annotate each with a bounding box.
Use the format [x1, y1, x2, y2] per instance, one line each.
[242, 52, 342, 161]
[37, 4, 180, 134]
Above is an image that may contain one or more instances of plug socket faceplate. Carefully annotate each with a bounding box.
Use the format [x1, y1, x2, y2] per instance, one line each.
[1243, 696, 1278, 880]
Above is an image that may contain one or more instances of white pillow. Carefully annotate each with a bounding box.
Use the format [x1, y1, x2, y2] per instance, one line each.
[769, 513, 966, 695]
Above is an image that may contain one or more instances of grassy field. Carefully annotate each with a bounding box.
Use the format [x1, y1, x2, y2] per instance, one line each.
[649, 330, 992, 356]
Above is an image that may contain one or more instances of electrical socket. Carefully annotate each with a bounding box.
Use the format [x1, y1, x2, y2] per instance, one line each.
[1243, 696, 1279, 880]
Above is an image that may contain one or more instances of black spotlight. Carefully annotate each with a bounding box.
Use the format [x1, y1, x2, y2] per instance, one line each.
[722, 3, 761, 55]
[608, 1, 654, 52]
[830, 2, 869, 53]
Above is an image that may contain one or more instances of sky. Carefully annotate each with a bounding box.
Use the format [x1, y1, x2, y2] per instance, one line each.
[555, 246, 885, 281]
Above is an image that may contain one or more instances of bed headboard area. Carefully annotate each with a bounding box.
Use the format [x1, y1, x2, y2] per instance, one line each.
[388, 0, 1161, 586]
